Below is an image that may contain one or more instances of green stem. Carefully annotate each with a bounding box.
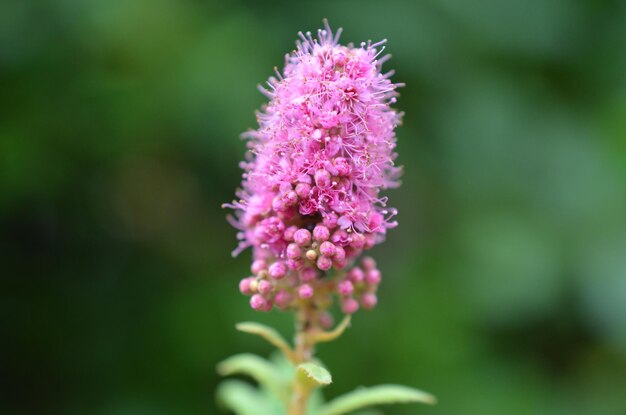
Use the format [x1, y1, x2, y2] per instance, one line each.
[289, 305, 315, 415]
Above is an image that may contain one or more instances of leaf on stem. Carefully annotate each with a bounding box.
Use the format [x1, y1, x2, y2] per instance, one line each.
[319, 384, 436, 415]
[236, 321, 296, 362]
[296, 362, 333, 389]
[217, 353, 286, 401]
[308, 315, 351, 344]
[216, 379, 283, 415]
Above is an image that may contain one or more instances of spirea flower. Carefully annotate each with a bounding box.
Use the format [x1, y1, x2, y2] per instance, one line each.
[224, 20, 403, 322]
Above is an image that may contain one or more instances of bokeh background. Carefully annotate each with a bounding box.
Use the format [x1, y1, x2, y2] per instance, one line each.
[2, 0, 626, 414]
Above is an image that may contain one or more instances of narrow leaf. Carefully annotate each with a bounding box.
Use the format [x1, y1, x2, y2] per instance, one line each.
[308, 315, 351, 344]
[297, 362, 332, 388]
[216, 380, 282, 415]
[320, 384, 436, 415]
[236, 321, 296, 362]
[217, 353, 286, 401]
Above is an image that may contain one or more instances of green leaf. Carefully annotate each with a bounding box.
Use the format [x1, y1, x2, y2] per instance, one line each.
[308, 315, 351, 344]
[216, 380, 283, 415]
[217, 353, 286, 401]
[296, 362, 332, 389]
[319, 384, 436, 415]
[236, 321, 296, 362]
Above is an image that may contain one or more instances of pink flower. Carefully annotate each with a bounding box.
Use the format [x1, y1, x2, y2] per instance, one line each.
[225, 20, 401, 315]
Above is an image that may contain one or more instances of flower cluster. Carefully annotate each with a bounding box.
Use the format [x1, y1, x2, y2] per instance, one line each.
[225, 20, 402, 323]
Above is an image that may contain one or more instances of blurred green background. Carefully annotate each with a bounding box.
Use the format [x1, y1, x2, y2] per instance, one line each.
[2, 0, 626, 414]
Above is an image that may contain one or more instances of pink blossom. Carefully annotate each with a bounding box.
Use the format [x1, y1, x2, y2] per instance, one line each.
[225, 20, 402, 315]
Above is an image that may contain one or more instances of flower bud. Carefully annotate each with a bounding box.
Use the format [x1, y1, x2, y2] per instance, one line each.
[298, 284, 314, 299]
[319, 312, 334, 329]
[286, 243, 302, 259]
[294, 229, 312, 246]
[295, 183, 311, 198]
[350, 233, 365, 249]
[319, 241, 336, 257]
[258, 279, 272, 295]
[269, 261, 287, 279]
[287, 258, 304, 270]
[362, 256, 377, 271]
[365, 269, 381, 286]
[315, 169, 331, 188]
[317, 255, 333, 271]
[333, 157, 351, 176]
[250, 294, 269, 311]
[341, 297, 359, 314]
[334, 246, 346, 262]
[313, 225, 330, 242]
[249, 279, 259, 292]
[347, 267, 364, 283]
[305, 249, 317, 261]
[300, 267, 317, 282]
[251, 260, 267, 275]
[284, 225, 299, 241]
[337, 280, 354, 296]
[274, 290, 292, 308]
[361, 293, 378, 309]
[239, 277, 255, 295]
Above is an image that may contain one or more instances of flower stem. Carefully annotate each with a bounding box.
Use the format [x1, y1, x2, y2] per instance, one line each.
[289, 305, 315, 415]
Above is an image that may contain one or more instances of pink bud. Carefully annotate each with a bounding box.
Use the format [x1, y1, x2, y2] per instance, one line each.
[361, 293, 378, 309]
[334, 257, 347, 269]
[298, 284, 314, 299]
[258, 279, 272, 295]
[313, 225, 330, 242]
[250, 294, 269, 311]
[333, 246, 346, 262]
[365, 269, 381, 286]
[294, 229, 312, 246]
[362, 256, 377, 271]
[284, 190, 298, 206]
[295, 183, 311, 198]
[337, 280, 354, 296]
[286, 243, 302, 259]
[350, 233, 365, 249]
[333, 157, 351, 176]
[269, 261, 287, 279]
[287, 258, 304, 270]
[341, 297, 359, 314]
[319, 241, 336, 257]
[317, 255, 333, 271]
[300, 267, 317, 282]
[272, 196, 287, 212]
[315, 169, 331, 188]
[284, 225, 299, 241]
[348, 267, 364, 283]
[251, 260, 267, 275]
[364, 234, 376, 249]
[319, 312, 334, 329]
[274, 290, 292, 308]
[239, 277, 254, 295]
